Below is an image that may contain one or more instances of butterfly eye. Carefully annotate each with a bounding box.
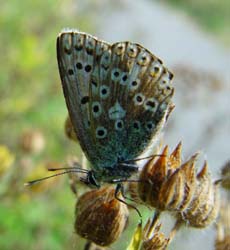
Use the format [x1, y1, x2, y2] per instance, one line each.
[133, 93, 145, 106]
[96, 126, 107, 139]
[115, 120, 124, 131]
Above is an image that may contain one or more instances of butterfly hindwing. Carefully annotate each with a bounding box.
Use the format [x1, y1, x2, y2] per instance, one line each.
[57, 29, 174, 171]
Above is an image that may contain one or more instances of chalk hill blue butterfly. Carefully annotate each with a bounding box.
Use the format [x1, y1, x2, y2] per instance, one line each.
[56, 29, 174, 188]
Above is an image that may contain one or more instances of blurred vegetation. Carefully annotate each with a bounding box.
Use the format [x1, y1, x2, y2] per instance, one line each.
[164, 0, 230, 46]
[0, 0, 228, 249]
[0, 1, 94, 249]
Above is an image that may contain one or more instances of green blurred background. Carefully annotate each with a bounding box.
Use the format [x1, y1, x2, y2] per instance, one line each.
[0, 0, 229, 249]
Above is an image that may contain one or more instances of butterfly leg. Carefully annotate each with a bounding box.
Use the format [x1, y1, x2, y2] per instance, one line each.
[115, 183, 142, 221]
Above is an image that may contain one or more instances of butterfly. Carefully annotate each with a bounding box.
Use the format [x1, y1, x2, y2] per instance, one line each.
[56, 29, 174, 190]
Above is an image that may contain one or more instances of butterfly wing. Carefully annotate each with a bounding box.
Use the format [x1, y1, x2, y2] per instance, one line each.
[57, 29, 174, 171]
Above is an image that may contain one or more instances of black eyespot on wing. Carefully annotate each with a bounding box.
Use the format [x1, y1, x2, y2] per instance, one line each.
[76, 62, 83, 70]
[85, 65, 92, 72]
[98, 129, 105, 136]
[64, 48, 71, 54]
[93, 105, 99, 113]
[75, 45, 83, 51]
[146, 100, 156, 108]
[81, 96, 89, 104]
[102, 88, 107, 95]
[132, 81, 137, 86]
[168, 71, 174, 80]
[154, 66, 159, 73]
[68, 69, 74, 75]
[92, 80, 98, 87]
[133, 121, 140, 129]
[114, 71, 119, 77]
[86, 49, 93, 55]
[122, 74, 128, 82]
[136, 95, 143, 103]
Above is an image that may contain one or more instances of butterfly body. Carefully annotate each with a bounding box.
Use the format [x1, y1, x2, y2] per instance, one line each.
[57, 29, 174, 186]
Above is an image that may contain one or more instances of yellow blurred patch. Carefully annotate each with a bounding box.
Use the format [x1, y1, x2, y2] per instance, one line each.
[127, 222, 143, 250]
[26, 163, 60, 193]
[0, 145, 15, 176]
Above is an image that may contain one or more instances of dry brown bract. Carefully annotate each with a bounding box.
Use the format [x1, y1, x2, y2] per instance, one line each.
[75, 186, 129, 246]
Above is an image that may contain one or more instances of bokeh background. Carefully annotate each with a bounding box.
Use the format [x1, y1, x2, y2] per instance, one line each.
[0, 0, 229, 249]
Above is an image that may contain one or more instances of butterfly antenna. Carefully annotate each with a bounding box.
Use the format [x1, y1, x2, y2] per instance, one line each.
[24, 169, 88, 186]
[47, 166, 88, 173]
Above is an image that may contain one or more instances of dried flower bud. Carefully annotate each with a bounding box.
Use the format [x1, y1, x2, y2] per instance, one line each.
[138, 146, 169, 209]
[75, 186, 129, 246]
[181, 162, 220, 228]
[138, 142, 197, 212]
[141, 220, 169, 250]
[65, 116, 78, 142]
[215, 196, 230, 250]
[159, 153, 197, 211]
[20, 130, 45, 154]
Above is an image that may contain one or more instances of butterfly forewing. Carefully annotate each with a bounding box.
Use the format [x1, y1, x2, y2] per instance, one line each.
[57, 29, 174, 175]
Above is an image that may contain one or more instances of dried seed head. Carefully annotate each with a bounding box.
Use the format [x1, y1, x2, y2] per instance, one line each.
[181, 162, 220, 228]
[159, 153, 197, 211]
[215, 196, 230, 250]
[20, 130, 45, 154]
[65, 115, 78, 142]
[75, 186, 129, 246]
[138, 142, 197, 212]
[168, 141, 182, 170]
[138, 146, 169, 208]
[141, 220, 169, 250]
[220, 160, 230, 190]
